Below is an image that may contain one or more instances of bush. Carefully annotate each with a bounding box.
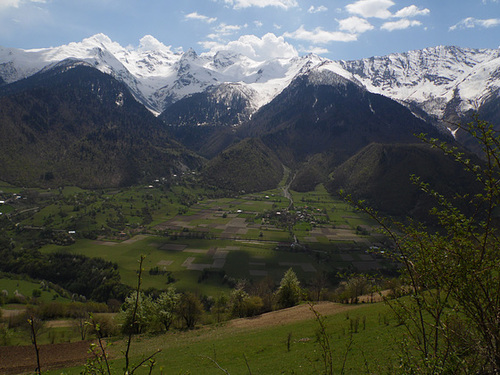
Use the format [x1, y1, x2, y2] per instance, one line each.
[34, 301, 67, 320]
[245, 296, 264, 317]
[89, 314, 119, 337]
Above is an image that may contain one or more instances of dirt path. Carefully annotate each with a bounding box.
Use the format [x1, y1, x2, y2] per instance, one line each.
[281, 167, 296, 210]
[0, 309, 25, 319]
[45, 320, 73, 328]
[227, 301, 362, 330]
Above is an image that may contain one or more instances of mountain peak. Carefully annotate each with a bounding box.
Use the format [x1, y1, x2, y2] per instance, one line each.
[82, 33, 114, 48]
[182, 48, 198, 60]
[138, 35, 173, 54]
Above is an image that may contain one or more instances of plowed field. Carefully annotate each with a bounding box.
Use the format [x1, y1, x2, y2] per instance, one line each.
[0, 340, 93, 375]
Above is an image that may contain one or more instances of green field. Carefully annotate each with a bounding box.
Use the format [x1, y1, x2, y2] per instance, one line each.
[1, 180, 395, 304]
[30, 183, 392, 296]
[0, 277, 70, 304]
[47, 302, 402, 374]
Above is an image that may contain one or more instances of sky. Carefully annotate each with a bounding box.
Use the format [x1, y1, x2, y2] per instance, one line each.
[0, 0, 499, 61]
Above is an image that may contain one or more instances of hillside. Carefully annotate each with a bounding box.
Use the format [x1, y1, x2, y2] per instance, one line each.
[328, 142, 482, 218]
[240, 69, 445, 166]
[201, 137, 283, 193]
[0, 60, 201, 188]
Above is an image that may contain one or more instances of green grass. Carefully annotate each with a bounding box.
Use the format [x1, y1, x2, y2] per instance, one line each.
[47, 302, 403, 374]
[41, 236, 326, 294]
[61, 186, 86, 197]
[0, 181, 20, 194]
[0, 204, 14, 214]
[0, 277, 71, 303]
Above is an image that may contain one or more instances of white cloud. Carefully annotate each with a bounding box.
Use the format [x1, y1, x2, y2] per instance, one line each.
[254, 20, 263, 27]
[381, 19, 422, 31]
[137, 35, 173, 53]
[0, 0, 21, 8]
[308, 5, 328, 13]
[204, 33, 298, 60]
[394, 5, 429, 18]
[346, 1, 430, 21]
[298, 45, 329, 55]
[482, 0, 498, 3]
[223, 0, 298, 9]
[338, 16, 374, 33]
[199, 40, 223, 51]
[185, 12, 217, 23]
[216, 23, 243, 34]
[283, 25, 358, 44]
[480, 18, 500, 27]
[208, 22, 244, 39]
[0, 0, 46, 9]
[346, 0, 394, 19]
[450, 17, 500, 30]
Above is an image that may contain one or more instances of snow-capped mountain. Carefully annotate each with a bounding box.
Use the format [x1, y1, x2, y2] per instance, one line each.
[0, 34, 319, 115]
[1, 34, 499, 122]
[338, 46, 500, 120]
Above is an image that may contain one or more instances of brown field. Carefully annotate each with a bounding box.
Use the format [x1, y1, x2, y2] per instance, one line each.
[0, 340, 93, 375]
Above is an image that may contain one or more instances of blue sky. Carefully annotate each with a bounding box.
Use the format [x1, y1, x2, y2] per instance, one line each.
[0, 0, 499, 60]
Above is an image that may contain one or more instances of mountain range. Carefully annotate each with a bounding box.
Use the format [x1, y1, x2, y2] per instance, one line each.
[1, 34, 498, 216]
[2, 34, 499, 125]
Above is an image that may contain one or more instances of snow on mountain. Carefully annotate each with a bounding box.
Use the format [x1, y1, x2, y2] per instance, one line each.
[1, 35, 499, 121]
[0, 34, 320, 115]
[338, 46, 500, 119]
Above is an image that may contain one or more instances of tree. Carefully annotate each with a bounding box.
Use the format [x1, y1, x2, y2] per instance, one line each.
[69, 302, 90, 340]
[27, 313, 45, 375]
[156, 287, 180, 331]
[212, 294, 228, 323]
[229, 286, 250, 318]
[178, 292, 204, 329]
[250, 276, 275, 312]
[310, 271, 329, 302]
[83, 255, 161, 375]
[276, 268, 302, 309]
[344, 275, 370, 304]
[358, 117, 500, 374]
[121, 291, 154, 334]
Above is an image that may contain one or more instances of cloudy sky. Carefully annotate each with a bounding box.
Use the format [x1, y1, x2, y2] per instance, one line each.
[0, 0, 499, 60]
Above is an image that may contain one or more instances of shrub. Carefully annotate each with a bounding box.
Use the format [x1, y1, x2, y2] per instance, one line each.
[89, 314, 119, 337]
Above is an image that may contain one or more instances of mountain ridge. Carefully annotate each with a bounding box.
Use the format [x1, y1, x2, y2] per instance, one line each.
[2, 34, 499, 126]
[0, 60, 202, 188]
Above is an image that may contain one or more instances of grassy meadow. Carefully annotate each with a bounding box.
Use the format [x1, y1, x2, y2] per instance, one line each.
[47, 301, 403, 374]
[0, 277, 71, 304]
